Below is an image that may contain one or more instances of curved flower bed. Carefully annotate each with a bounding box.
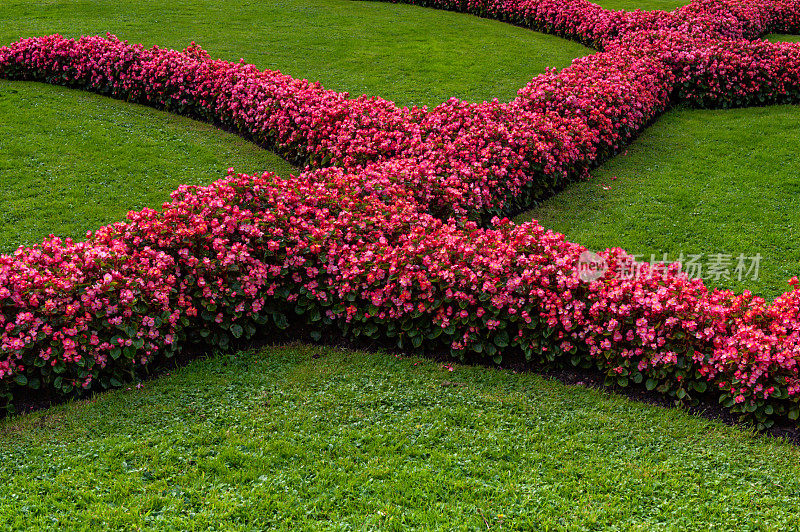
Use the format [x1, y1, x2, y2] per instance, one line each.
[2, 0, 800, 428]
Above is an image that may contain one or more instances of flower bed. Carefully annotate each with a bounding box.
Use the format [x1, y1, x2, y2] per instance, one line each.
[2, 0, 800, 427]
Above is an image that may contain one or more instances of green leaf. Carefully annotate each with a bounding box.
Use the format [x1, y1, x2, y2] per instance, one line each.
[723, 398, 735, 408]
[493, 330, 509, 348]
[218, 334, 230, 349]
[364, 324, 379, 338]
[14, 374, 27, 386]
[427, 327, 443, 340]
[645, 378, 658, 391]
[272, 313, 289, 330]
[230, 324, 243, 339]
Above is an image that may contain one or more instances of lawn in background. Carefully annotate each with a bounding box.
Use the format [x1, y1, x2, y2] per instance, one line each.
[767, 33, 800, 42]
[0, 80, 295, 252]
[593, 0, 689, 10]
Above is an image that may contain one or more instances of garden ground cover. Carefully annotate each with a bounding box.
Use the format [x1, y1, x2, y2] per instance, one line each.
[2, 344, 800, 530]
[516, 103, 800, 300]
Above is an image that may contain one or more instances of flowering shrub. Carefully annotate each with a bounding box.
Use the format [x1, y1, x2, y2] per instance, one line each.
[3, 0, 800, 428]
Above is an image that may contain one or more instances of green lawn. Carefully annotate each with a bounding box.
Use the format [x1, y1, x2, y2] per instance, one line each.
[767, 33, 800, 43]
[1, 345, 799, 530]
[592, 0, 688, 11]
[516, 104, 800, 300]
[0, 0, 589, 251]
[0, 81, 295, 252]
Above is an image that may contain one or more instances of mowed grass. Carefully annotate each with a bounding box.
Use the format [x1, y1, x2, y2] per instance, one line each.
[767, 33, 800, 43]
[592, 0, 688, 11]
[0, 80, 295, 252]
[1, 344, 800, 530]
[517, 104, 800, 300]
[0, 0, 589, 251]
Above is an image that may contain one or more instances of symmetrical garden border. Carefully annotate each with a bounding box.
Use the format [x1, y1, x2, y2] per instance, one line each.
[2, 0, 800, 427]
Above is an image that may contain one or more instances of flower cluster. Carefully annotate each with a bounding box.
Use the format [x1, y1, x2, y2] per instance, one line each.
[2, 0, 800, 426]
